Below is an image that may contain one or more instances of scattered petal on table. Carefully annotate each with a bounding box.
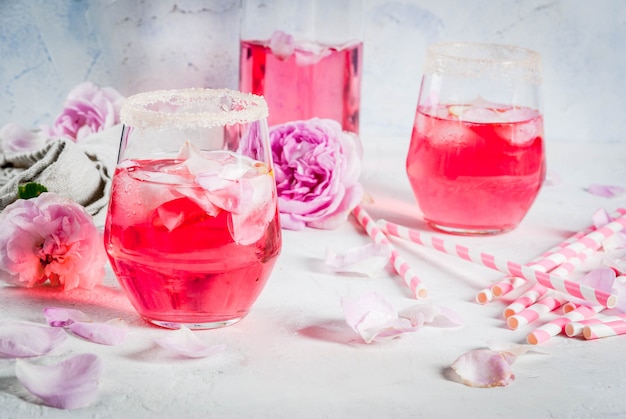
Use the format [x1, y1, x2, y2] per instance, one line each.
[592, 208, 612, 228]
[154, 326, 226, 358]
[68, 319, 129, 346]
[15, 353, 102, 410]
[585, 184, 626, 198]
[341, 292, 418, 343]
[0, 321, 67, 358]
[604, 249, 626, 274]
[580, 267, 616, 294]
[325, 243, 391, 277]
[450, 349, 516, 388]
[602, 233, 626, 251]
[44, 307, 92, 327]
[399, 303, 464, 328]
[612, 277, 626, 313]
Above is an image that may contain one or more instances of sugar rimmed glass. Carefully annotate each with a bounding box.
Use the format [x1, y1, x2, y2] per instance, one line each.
[103, 88, 282, 329]
[406, 42, 546, 235]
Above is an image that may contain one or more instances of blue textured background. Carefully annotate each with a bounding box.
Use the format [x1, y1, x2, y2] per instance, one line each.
[1, 0, 625, 143]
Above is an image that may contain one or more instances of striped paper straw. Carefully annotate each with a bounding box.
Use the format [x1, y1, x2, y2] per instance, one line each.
[475, 287, 494, 305]
[526, 305, 602, 344]
[477, 208, 626, 303]
[352, 206, 428, 299]
[377, 219, 622, 308]
[583, 319, 626, 340]
[503, 246, 596, 318]
[503, 284, 548, 318]
[565, 313, 626, 337]
[491, 276, 528, 297]
[506, 294, 568, 330]
[489, 228, 590, 299]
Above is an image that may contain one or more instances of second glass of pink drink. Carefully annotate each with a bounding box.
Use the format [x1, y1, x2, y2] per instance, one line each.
[239, 0, 363, 134]
[104, 89, 282, 329]
[406, 43, 546, 235]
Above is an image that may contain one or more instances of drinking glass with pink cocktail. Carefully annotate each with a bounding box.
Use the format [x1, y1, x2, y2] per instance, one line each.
[239, 0, 363, 134]
[406, 42, 545, 235]
[104, 88, 281, 329]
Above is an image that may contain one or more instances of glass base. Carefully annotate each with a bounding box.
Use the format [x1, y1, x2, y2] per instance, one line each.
[427, 221, 515, 236]
[147, 316, 244, 330]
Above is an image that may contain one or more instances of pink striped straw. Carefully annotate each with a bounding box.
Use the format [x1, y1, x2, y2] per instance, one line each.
[475, 288, 493, 305]
[491, 276, 528, 297]
[526, 305, 602, 344]
[506, 294, 568, 330]
[503, 246, 597, 318]
[489, 230, 588, 298]
[503, 284, 548, 318]
[377, 218, 624, 309]
[352, 206, 428, 299]
[488, 208, 626, 303]
[583, 319, 626, 340]
[565, 313, 626, 337]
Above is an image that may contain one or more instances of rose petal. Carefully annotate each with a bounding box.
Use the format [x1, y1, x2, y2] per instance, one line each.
[325, 243, 391, 277]
[44, 307, 92, 327]
[586, 184, 626, 198]
[450, 349, 515, 388]
[15, 353, 102, 409]
[580, 267, 616, 293]
[604, 249, 626, 275]
[68, 319, 129, 346]
[612, 277, 626, 313]
[0, 321, 67, 358]
[341, 292, 418, 343]
[592, 208, 613, 228]
[399, 304, 464, 328]
[154, 326, 226, 358]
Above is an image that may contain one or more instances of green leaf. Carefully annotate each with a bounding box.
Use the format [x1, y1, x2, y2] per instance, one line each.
[18, 182, 48, 200]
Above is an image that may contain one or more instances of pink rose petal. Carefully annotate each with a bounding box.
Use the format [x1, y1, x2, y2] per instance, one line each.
[68, 319, 129, 346]
[612, 277, 626, 313]
[586, 184, 626, 198]
[154, 326, 226, 358]
[325, 243, 391, 277]
[399, 304, 464, 328]
[44, 307, 92, 327]
[341, 292, 418, 343]
[450, 349, 516, 388]
[592, 208, 612, 229]
[0, 321, 67, 358]
[580, 267, 616, 293]
[15, 353, 102, 409]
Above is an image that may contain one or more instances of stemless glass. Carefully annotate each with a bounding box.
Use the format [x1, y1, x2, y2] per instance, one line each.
[103, 88, 282, 329]
[406, 42, 546, 235]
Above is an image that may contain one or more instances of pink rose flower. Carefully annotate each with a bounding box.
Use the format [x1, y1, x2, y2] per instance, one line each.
[0, 192, 106, 290]
[270, 118, 363, 230]
[0, 122, 46, 153]
[43, 82, 124, 142]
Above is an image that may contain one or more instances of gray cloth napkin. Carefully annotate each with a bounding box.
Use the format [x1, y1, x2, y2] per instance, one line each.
[0, 126, 120, 220]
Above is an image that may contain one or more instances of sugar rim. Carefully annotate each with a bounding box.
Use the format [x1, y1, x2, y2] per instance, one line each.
[424, 42, 542, 83]
[120, 88, 269, 129]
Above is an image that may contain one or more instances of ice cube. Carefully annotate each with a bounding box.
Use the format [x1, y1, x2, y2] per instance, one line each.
[151, 197, 208, 231]
[227, 174, 276, 245]
[497, 118, 542, 145]
[269, 30, 295, 60]
[459, 107, 505, 123]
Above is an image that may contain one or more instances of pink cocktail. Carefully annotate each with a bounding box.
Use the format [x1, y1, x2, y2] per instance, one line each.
[104, 88, 281, 329]
[407, 42, 545, 234]
[240, 35, 362, 133]
[406, 103, 545, 234]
